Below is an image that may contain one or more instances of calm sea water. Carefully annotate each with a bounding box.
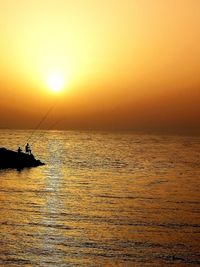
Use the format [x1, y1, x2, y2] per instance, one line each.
[0, 129, 199, 266]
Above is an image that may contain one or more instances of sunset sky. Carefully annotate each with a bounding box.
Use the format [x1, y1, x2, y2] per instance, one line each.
[0, 0, 200, 131]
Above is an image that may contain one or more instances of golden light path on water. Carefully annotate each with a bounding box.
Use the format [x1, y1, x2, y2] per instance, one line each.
[0, 130, 199, 266]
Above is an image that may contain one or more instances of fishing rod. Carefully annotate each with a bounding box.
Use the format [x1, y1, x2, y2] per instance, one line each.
[30, 120, 61, 147]
[23, 102, 56, 147]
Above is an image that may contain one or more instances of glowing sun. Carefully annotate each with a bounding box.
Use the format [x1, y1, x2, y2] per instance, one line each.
[46, 72, 64, 93]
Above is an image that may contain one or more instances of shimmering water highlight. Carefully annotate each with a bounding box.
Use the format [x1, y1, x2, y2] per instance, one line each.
[0, 130, 199, 266]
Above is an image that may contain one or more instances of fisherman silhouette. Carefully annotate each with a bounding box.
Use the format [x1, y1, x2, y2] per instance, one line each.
[17, 147, 22, 154]
[25, 143, 31, 154]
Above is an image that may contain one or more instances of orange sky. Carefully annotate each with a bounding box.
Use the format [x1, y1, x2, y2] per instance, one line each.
[0, 0, 200, 131]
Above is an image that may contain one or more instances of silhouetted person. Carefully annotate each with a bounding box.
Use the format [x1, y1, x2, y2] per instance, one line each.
[17, 147, 22, 154]
[25, 143, 31, 154]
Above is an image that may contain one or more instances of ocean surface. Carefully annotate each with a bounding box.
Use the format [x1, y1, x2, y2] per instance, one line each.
[0, 129, 199, 266]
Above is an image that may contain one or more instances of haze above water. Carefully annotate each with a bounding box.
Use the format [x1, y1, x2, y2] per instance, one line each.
[0, 130, 199, 266]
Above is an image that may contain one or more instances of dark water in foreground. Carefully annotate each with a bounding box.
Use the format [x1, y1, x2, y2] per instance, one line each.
[0, 130, 199, 266]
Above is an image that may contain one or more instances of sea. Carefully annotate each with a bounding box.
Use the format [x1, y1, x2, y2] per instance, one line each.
[0, 129, 199, 266]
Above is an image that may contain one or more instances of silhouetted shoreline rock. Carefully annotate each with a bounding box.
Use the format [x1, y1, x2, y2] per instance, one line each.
[0, 147, 45, 170]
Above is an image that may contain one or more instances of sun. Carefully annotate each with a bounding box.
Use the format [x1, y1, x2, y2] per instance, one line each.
[46, 72, 64, 93]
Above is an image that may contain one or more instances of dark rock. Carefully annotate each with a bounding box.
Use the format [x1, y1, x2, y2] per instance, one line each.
[0, 147, 45, 170]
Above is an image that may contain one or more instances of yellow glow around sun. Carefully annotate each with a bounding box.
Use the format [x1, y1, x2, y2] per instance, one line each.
[46, 72, 65, 93]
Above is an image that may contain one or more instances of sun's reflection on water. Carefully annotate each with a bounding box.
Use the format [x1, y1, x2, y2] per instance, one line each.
[0, 130, 199, 266]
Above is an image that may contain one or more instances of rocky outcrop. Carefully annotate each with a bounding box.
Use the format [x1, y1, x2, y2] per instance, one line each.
[0, 147, 45, 170]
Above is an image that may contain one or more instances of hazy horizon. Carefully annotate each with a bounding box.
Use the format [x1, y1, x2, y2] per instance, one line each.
[0, 0, 200, 131]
